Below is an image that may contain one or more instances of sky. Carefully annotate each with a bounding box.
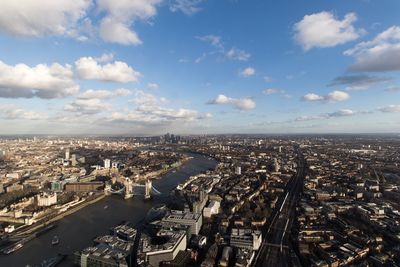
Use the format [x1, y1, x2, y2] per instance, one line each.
[0, 0, 399, 135]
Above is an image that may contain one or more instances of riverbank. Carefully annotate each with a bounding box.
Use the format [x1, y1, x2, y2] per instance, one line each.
[141, 155, 192, 181]
[12, 193, 106, 238]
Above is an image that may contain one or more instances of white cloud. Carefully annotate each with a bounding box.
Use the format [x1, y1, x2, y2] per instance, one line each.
[114, 88, 132, 96]
[197, 35, 223, 48]
[294, 109, 357, 122]
[326, 90, 351, 102]
[263, 88, 283, 95]
[110, 107, 210, 125]
[0, 0, 90, 37]
[344, 26, 400, 72]
[294, 11, 365, 50]
[208, 94, 256, 110]
[302, 93, 324, 101]
[263, 88, 291, 98]
[109, 89, 211, 125]
[226, 48, 251, 61]
[75, 56, 141, 83]
[99, 17, 141, 45]
[131, 90, 168, 106]
[97, 0, 162, 45]
[64, 98, 111, 115]
[147, 83, 159, 90]
[240, 67, 256, 77]
[197, 35, 251, 62]
[302, 90, 350, 102]
[0, 105, 45, 120]
[78, 88, 131, 99]
[0, 60, 79, 99]
[95, 53, 114, 63]
[170, 0, 206, 16]
[0, 0, 166, 46]
[378, 105, 400, 113]
[328, 109, 355, 117]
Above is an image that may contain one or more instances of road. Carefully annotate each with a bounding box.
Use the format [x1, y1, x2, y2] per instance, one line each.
[253, 150, 306, 267]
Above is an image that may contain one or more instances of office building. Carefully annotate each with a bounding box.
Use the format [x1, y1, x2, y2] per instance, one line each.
[230, 228, 262, 251]
[162, 210, 202, 236]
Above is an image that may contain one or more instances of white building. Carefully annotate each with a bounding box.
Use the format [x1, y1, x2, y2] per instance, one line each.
[37, 192, 57, 207]
[140, 230, 187, 267]
[0, 149, 5, 159]
[203, 200, 220, 218]
[235, 166, 242, 175]
[230, 228, 262, 251]
[104, 159, 111, 169]
[163, 210, 202, 236]
[65, 148, 70, 160]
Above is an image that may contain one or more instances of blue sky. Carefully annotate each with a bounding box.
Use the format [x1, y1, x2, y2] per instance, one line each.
[0, 0, 399, 135]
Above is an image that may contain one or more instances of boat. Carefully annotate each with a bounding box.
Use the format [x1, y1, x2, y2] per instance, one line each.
[3, 242, 23, 254]
[104, 205, 108, 209]
[51, 236, 59, 246]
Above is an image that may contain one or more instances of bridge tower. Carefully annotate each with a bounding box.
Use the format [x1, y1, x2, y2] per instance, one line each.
[124, 177, 134, 199]
[144, 178, 152, 200]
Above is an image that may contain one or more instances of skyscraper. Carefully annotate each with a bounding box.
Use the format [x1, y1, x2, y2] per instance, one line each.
[65, 148, 70, 160]
[104, 159, 111, 169]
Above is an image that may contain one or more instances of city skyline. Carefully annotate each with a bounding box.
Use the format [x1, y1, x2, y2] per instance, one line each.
[0, 0, 399, 135]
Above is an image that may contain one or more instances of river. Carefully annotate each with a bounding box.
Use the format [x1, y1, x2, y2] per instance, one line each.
[0, 153, 217, 267]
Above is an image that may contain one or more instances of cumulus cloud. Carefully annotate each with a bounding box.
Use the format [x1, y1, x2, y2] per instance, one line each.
[0, 1, 173, 46]
[302, 90, 350, 102]
[378, 105, 400, 113]
[109, 89, 211, 125]
[131, 90, 168, 106]
[95, 53, 114, 63]
[326, 91, 351, 102]
[0, 0, 90, 37]
[170, 0, 206, 16]
[294, 11, 365, 50]
[97, 0, 162, 45]
[0, 60, 79, 99]
[208, 94, 256, 110]
[78, 88, 131, 99]
[0, 105, 45, 120]
[344, 26, 400, 72]
[110, 107, 211, 125]
[302, 93, 324, 101]
[99, 17, 141, 45]
[330, 75, 392, 91]
[64, 98, 111, 115]
[240, 67, 256, 77]
[75, 56, 141, 83]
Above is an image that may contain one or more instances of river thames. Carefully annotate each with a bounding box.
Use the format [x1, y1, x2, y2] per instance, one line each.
[0, 153, 217, 267]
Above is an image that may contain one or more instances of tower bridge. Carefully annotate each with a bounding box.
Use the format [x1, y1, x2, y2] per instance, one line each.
[104, 178, 161, 200]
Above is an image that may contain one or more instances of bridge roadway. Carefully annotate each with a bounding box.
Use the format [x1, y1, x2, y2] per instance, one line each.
[253, 151, 306, 267]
